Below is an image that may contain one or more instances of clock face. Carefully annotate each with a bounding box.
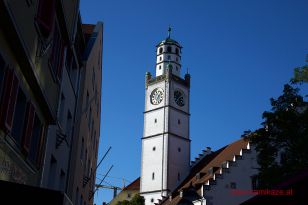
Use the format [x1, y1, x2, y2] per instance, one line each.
[174, 90, 185, 107]
[150, 88, 164, 105]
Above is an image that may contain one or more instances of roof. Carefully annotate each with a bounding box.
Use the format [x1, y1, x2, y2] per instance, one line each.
[156, 37, 182, 48]
[161, 138, 250, 205]
[81, 24, 95, 35]
[122, 177, 140, 191]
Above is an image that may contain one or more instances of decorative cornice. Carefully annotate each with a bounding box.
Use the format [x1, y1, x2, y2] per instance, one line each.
[142, 132, 191, 142]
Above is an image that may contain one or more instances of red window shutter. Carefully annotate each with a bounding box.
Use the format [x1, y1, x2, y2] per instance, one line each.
[0, 69, 19, 132]
[22, 102, 35, 154]
[0, 69, 13, 130]
[36, 125, 45, 168]
[36, 0, 56, 37]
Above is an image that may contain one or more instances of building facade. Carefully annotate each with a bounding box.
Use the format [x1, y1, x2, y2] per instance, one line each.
[0, 1, 103, 204]
[140, 30, 191, 205]
[67, 23, 103, 205]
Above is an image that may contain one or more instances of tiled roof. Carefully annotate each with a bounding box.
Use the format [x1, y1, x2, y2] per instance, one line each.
[161, 138, 250, 205]
[81, 24, 95, 35]
[122, 177, 140, 191]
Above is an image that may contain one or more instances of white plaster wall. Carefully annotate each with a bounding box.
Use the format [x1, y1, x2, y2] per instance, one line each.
[141, 192, 163, 205]
[141, 136, 164, 192]
[204, 147, 258, 205]
[144, 109, 165, 137]
[168, 109, 189, 138]
[167, 135, 190, 191]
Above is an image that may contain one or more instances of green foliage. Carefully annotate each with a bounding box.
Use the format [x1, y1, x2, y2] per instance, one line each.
[130, 194, 145, 205]
[291, 66, 308, 84]
[249, 84, 308, 188]
[116, 194, 145, 205]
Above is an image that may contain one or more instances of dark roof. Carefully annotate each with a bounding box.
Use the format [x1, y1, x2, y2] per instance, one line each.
[81, 24, 95, 35]
[156, 37, 182, 48]
[123, 177, 140, 191]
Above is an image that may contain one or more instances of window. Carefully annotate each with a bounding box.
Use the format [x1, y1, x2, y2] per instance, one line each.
[230, 182, 236, 189]
[176, 67, 178, 71]
[178, 147, 181, 152]
[176, 48, 179, 55]
[152, 172, 155, 180]
[86, 91, 89, 108]
[127, 193, 131, 198]
[154, 118, 157, 123]
[159, 47, 163, 54]
[47, 155, 57, 188]
[59, 170, 65, 191]
[178, 119, 181, 124]
[50, 24, 66, 81]
[58, 93, 65, 125]
[28, 114, 43, 162]
[159, 57, 162, 61]
[75, 188, 79, 205]
[167, 46, 171, 52]
[36, 0, 56, 37]
[0, 53, 6, 97]
[159, 66, 161, 70]
[153, 147, 156, 151]
[251, 175, 258, 190]
[167, 55, 171, 60]
[11, 88, 27, 146]
[151, 199, 154, 203]
[0, 69, 19, 132]
[176, 57, 178, 62]
[66, 111, 72, 142]
[80, 138, 84, 160]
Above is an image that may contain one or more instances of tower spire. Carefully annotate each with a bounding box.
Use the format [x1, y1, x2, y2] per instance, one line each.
[168, 26, 171, 38]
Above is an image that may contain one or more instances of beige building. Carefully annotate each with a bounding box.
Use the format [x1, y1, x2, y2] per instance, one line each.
[0, 1, 103, 204]
[109, 178, 141, 205]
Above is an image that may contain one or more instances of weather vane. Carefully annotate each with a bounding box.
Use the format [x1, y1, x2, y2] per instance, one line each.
[168, 26, 172, 38]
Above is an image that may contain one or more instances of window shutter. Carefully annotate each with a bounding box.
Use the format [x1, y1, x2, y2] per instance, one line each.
[0, 69, 19, 132]
[36, 125, 45, 168]
[22, 102, 35, 154]
[0, 69, 12, 130]
[36, 0, 56, 37]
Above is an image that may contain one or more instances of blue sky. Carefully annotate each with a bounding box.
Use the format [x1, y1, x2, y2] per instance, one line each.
[80, 0, 308, 204]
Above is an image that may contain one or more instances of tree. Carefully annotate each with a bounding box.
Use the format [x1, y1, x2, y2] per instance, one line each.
[116, 194, 145, 205]
[291, 55, 308, 84]
[248, 84, 308, 189]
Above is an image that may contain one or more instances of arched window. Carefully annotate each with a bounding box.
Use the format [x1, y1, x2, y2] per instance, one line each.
[167, 46, 171, 52]
[159, 66, 161, 70]
[152, 172, 155, 180]
[159, 47, 163, 54]
[176, 48, 179, 54]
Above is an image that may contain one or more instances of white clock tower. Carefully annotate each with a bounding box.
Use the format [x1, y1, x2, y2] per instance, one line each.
[140, 28, 191, 205]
